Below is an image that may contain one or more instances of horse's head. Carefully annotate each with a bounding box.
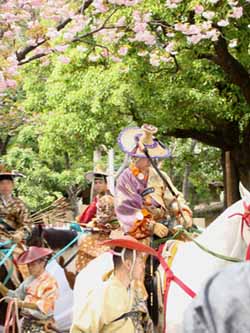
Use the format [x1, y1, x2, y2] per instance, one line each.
[238, 182, 250, 246]
[26, 224, 45, 247]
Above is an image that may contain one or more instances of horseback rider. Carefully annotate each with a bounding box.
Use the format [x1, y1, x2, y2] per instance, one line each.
[0, 246, 59, 333]
[0, 165, 30, 242]
[0, 165, 31, 279]
[71, 235, 157, 333]
[115, 124, 193, 241]
[76, 167, 120, 272]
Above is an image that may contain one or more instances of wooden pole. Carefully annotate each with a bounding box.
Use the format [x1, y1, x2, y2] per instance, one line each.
[108, 148, 115, 195]
[90, 149, 102, 202]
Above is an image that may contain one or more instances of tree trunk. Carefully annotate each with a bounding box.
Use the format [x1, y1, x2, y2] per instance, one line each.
[222, 143, 250, 205]
[0, 135, 11, 156]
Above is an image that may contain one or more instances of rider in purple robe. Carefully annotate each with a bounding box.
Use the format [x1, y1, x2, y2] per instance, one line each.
[115, 124, 193, 240]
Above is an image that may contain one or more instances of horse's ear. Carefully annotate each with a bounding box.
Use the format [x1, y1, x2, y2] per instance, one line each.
[239, 182, 250, 201]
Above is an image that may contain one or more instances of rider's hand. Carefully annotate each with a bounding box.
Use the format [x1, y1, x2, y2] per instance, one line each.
[178, 210, 193, 228]
[153, 223, 169, 238]
[86, 221, 95, 228]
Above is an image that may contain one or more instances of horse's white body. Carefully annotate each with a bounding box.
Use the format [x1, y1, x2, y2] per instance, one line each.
[160, 183, 250, 333]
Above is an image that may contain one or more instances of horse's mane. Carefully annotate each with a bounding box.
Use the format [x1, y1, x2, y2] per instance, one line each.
[27, 226, 77, 250]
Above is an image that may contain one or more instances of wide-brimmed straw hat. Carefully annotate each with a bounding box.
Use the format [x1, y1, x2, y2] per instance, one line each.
[16, 246, 53, 265]
[85, 164, 109, 182]
[0, 165, 24, 181]
[100, 235, 158, 257]
[118, 124, 170, 159]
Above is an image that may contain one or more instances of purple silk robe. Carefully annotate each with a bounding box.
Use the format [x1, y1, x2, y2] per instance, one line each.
[115, 167, 158, 234]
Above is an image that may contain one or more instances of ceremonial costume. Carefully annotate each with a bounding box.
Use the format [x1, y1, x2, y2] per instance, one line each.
[76, 169, 120, 272]
[2, 246, 59, 333]
[0, 166, 30, 238]
[0, 166, 31, 279]
[115, 125, 192, 239]
[71, 236, 156, 333]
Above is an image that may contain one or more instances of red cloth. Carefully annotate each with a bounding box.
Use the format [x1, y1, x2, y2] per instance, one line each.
[79, 196, 98, 224]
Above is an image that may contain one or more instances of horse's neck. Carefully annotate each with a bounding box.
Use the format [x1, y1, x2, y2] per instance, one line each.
[196, 199, 246, 259]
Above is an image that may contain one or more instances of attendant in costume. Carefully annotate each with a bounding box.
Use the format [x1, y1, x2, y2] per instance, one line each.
[71, 235, 156, 333]
[0, 165, 30, 241]
[116, 124, 192, 240]
[0, 165, 31, 279]
[76, 168, 120, 272]
[0, 246, 59, 333]
[77, 168, 111, 225]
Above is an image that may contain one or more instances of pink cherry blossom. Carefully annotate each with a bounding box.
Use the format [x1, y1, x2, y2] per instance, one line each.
[194, 5, 204, 14]
[89, 54, 100, 62]
[160, 56, 171, 63]
[187, 34, 203, 44]
[134, 31, 156, 45]
[46, 28, 60, 39]
[118, 46, 128, 56]
[204, 29, 219, 41]
[230, 6, 243, 19]
[54, 45, 68, 52]
[228, 39, 237, 48]
[93, 0, 108, 13]
[3, 31, 15, 39]
[115, 16, 126, 27]
[63, 31, 76, 41]
[137, 50, 148, 56]
[6, 79, 17, 88]
[101, 49, 109, 57]
[58, 55, 71, 64]
[77, 45, 88, 52]
[150, 55, 160, 66]
[110, 56, 122, 63]
[166, 0, 183, 9]
[165, 41, 176, 54]
[217, 19, 229, 27]
[202, 11, 215, 20]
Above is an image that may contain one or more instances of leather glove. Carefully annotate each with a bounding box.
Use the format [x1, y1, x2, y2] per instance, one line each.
[153, 223, 169, 238]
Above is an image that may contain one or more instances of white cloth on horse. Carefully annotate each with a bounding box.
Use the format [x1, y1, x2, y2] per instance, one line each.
[184, 262, 250, 333]
[46, 261, 73, 331]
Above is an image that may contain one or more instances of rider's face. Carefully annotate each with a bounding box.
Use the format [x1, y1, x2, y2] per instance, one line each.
[94, 179, 107, 194]
[28, 259, 46, 278]
[0, 179, 14, 196]
[135, 158, 150, 172]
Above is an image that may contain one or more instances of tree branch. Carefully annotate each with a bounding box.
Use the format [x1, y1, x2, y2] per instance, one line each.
[212, 36, 250, 104]
[162, 125, 238, 150]
[16, 0, 94, 63]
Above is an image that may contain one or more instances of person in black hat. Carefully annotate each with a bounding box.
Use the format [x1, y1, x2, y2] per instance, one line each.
[76, 167, 120, 272]
[0, 165, 30, 243]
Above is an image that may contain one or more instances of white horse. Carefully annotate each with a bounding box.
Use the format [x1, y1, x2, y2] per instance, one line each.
[157, 182, 250, 333]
